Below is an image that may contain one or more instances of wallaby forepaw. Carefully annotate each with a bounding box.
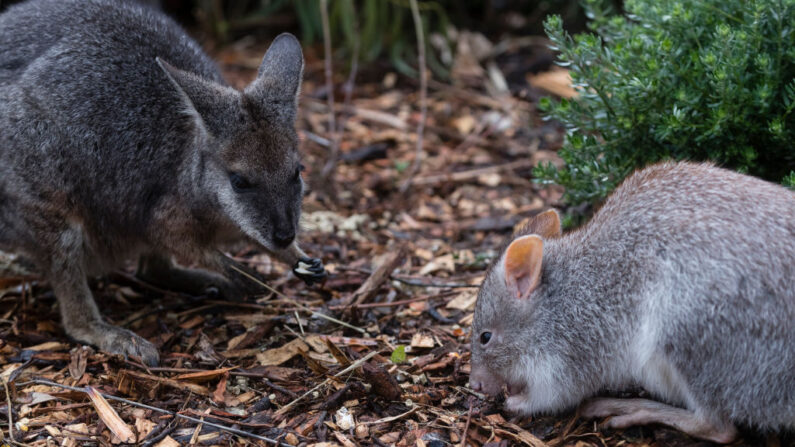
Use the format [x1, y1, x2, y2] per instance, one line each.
[100, 325, 160, 366]
[293, 257, 327, 285]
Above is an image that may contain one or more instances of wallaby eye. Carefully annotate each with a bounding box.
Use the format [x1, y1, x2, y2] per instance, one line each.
[480, 332, 492, 345]
[229, 172, 252, 192]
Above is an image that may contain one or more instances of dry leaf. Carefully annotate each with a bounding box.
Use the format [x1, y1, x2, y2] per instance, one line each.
[134, 417, 157, 441]
[256, 338, 309, 366]
[410, 333, 435, 349]
[212, 373, 228, 405]
[226, 332, 248, 351]
[154, 436, 181, 447]
[527, 67, 577, 98]
[304, 334, 329, 353]
[121, 369, 210, 396]
[446, 290, 478, 311]
[419, 254, 455, 275]
[63, 422, 90, 437]
[68, 346, 92, 380]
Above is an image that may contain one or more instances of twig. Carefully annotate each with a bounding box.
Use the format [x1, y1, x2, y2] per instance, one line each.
[262, 379, 298, 399]
[343, 245, 407, 307]
[409, 158, 536, 187]
[141, 422, 177, 447]
[399, 0, 429, 193]
[338, 21, 360, 136]
[327, 291, 458, 310]
[460, 397, 474, 447]
[301, 130, 331, 147]
[22, 379, 294, 446]
[3, 378, 14, 443]
[225, 263, 366, 334]
[454, 385, 487, 401]
[335, 266, 480, 289]
[322, 0, 360, 179]
[391, 277, 478, 289]
[275, 350, 378, 415]
[362, 406, 418, 425]
[319, 0, 339, 181]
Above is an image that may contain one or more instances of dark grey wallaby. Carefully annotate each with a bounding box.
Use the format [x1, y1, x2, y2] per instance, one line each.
[0, 0, 325, 366]
[470, 162, 794, 443]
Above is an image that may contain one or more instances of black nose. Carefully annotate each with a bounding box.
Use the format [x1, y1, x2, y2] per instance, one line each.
[273, 230, 295, 248]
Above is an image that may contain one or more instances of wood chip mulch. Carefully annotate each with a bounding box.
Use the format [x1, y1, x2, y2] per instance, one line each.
[0, 34, 786, 447]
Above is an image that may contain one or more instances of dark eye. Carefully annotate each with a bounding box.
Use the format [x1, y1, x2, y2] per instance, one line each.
[229, 172, 252, 192]
[480, 332, 492, 345]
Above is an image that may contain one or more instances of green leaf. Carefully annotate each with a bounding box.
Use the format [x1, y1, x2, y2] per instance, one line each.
[390, 345, 407, 364]
[536, 0, 795, 211]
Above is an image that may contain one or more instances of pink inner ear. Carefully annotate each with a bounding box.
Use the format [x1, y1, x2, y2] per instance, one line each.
[510, 273, 535, 299]
[503, 235, 543, 299]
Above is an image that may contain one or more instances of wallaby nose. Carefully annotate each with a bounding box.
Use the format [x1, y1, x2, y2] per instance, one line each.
[273, 230, 295, 248]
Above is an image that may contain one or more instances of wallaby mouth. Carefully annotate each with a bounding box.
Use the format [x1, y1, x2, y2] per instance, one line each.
[506, 381, 527, 397]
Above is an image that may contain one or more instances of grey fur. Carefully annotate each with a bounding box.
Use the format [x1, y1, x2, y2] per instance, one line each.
[470, 162, 794, 442]
[0, 0, 324, 366]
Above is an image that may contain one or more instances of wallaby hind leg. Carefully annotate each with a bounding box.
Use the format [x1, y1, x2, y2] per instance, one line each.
[52, 227, 159, 365]
[579, 397, 737, 444]
[136, 253, 249, 300]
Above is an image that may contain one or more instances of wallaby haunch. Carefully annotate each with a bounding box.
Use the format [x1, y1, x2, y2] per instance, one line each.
[470, 162, 794, 443]
[0, 0, 325, 366]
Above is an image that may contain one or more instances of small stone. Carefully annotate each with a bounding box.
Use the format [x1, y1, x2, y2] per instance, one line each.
[335, 406, 354, 431]
[284, 432, 299, 446]
[355, 424, 369, 439]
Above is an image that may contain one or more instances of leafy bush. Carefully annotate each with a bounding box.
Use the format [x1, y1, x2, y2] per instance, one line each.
[535, 0, 795, 206]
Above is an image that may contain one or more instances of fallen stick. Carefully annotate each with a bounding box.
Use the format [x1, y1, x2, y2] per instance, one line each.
[319, 0, 339, 180]
[460, 397, 474, 447]
[23, 379, 294, 446]
[3, 378, 15, 444]
[86, 386, 136, 443]
[399, 0, 429, 193]
[275, 350, 378, 415]
[409, 158, 536, 187]
[226, 262, 366, 334]
[343, 245, 407, 307]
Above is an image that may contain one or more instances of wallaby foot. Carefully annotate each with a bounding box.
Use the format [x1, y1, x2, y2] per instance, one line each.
[68, 320, 160, 366]
[579, 397, 737, 444]
[49, 227, 160, 365]
[137, 253, 244, 300]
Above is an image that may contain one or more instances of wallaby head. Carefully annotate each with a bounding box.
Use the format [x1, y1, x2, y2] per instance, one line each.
[470, 210, 571, 414]
[157, 33, 305, 250]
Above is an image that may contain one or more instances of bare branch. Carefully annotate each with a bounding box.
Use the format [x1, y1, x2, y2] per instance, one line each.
[23, 379, 293, 446]
[322, 0, 361, 179]
[400, 0, 429, 193]
[319, 0, 339, 182]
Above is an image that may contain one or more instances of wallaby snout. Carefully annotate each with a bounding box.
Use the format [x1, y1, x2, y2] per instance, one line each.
[272, 228, 296, 248]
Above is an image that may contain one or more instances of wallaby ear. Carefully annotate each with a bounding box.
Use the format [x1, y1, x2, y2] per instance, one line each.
[503, 235, 544, 299]
[156, 57, 238, 136]
[514, 209, 562, 239]
[245, 33, 304, 105]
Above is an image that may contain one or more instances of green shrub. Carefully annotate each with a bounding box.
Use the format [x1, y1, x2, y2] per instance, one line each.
[535, 0, 795, 206]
